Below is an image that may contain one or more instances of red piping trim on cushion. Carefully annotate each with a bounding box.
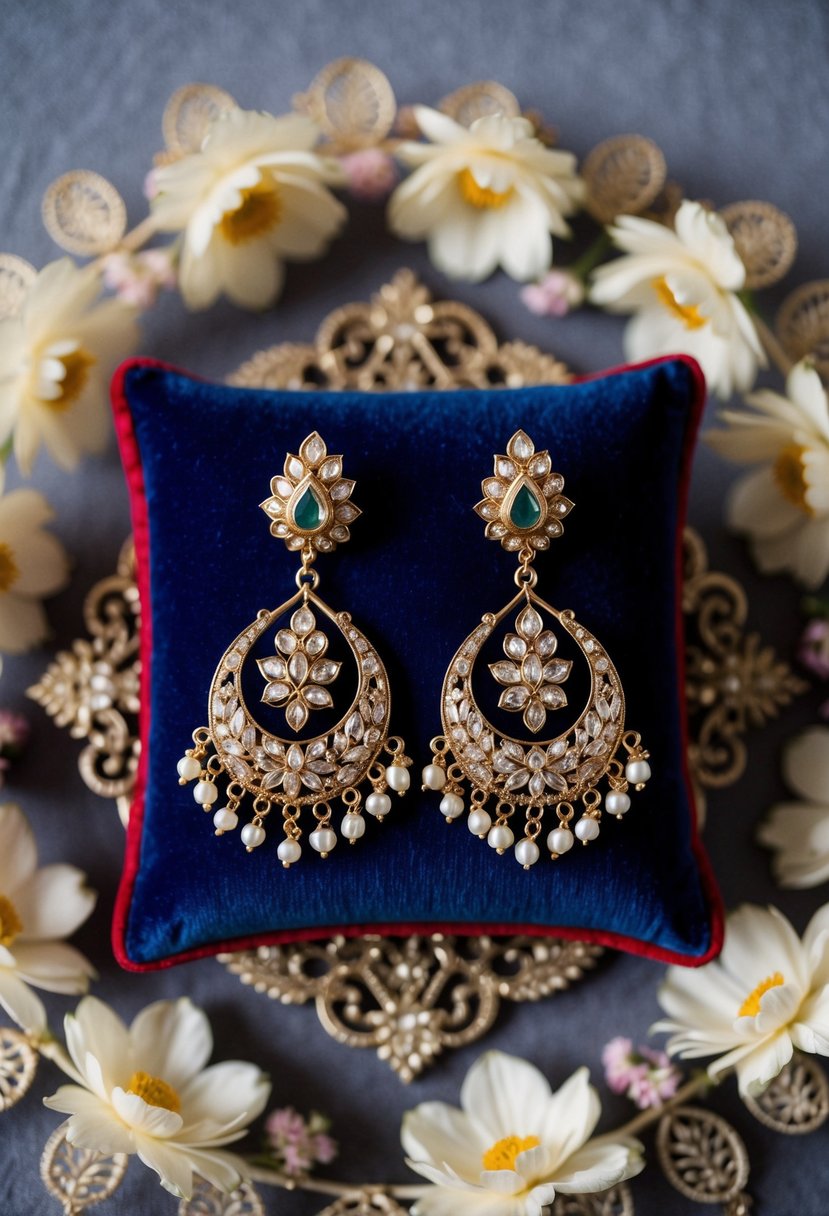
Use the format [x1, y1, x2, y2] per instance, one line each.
[110, 354, 722, 972]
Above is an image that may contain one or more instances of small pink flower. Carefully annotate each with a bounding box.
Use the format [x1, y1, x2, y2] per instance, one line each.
[602, 1037, 681, 1110]
[602, 1036, 637, 1093]
[799, 618, 829, 680]
[264, 1106, 337, 1177]
[143, 168, 160, 200]
[521, 269, 585, 318]
[340, 148, 399, 201]
[0, 709, 29, 753]
[102, 249, 176, 310]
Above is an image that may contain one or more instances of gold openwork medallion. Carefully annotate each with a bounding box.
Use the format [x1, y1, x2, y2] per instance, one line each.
[177, 431, 412, 866]
[423, 429, 651, 866]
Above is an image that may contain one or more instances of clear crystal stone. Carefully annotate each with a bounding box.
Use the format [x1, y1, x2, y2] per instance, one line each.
[505, 634, 527, 660]
[541, 685, 567, 709]
[285, 700, 308, 731]
[507, 430, 534, 461]
[543, 474, 564, 495]
[503, 740, 524, 761]
[530, 453, 551, 477]
[274, 476, 293, 499]
[586, 739, 609, 756]
[522, 653, 543, 686]
[535, 631, 556, 658]
[547, 739, 567, 759]
[517, 605, 542, 640]
[524, 699, 546, 733]
[527, 748, 545, 771]
[338, 764, 359, 785]
[543, 659, 571, 683]
[336, 503, 359, 523]
[291, 606, 315, 637]
[259, 657, 286, 680]
[301, 433, 326, 465]
[595, 657, 609, 672]
[241, 726, 256, 752]
[611, 693, 622, 719]
[497, 457, 516, 478]
[584, 639, 595, 653]
[301, 771, 323, 791]
[304, 685, 333, 708]
[529, 772, 546, 799]
[331, 479, 354, 501]
[286, 456, 304, 480]
[490, 660, 521, 685]
[283, 771, 301, 797]
[483, 477, 506, 500]
[494, 751, 519, 774]
[288, 652, 308, 683]
[286, 744, 304, 770]
[346, 711, 364, 739]
[320, 457, 342, 482]
[362, 655, 380, 676]
[456, 659, 470, 675]
[597, 697, 611, 721]
[586, 710, 602, 737]
[543, 770, 568, 792]
[230, 707, 245, 736]
[464, 744, 486, 762]
[479, 502, 498, 520]
[373, 702, 386, 723]
[276, 629, 297, 654]
[226, 651, 241, 670]
[343, 745, 370, 764]
[505, 769, 530, 792]
[470, 763, 493, 784]
[311, 659, 340, 684]
[500, 686, 529, 710]
[304, 631, 325, 657]
[504, 536, 522, 550]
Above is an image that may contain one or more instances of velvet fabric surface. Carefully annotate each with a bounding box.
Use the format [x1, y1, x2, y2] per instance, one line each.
[113, 355, 720, 967]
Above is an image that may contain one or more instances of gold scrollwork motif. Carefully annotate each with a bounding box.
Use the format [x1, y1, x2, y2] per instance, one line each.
[178, 1176, 265, 1216]
[683, 528, 806, 795]
[0, 1027, 38, 1111]
[40, 1124, 128, 1215]
[220, 934, 603, 1082]
[317, 1193, 411, 1216]
[551, 1185, 634, 1216]
[656, 1106, 750, 1207]
[742, 1051, 829, 1134]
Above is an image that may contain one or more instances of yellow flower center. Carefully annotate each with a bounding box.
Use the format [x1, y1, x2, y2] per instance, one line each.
[0, 894, 23, 947]
[44, 349, 97, 412]
[773, 444, 814, 515]
[0, 543, 20, 593]
[220, 181, 282, 245]
[738, 971, 785, 1018]
[126, 1070, 182, 1113]
[652, 276, 708, 330]
[482, 1134, 540, 1172]
[458, 167, 514, 210]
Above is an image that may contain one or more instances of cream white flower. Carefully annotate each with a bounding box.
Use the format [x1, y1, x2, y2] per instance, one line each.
[0, 489, 69, 655]
[759, 727, 829, 887]
[44, 996, 271, 1199]
[706, 360, 829, 588]
[402, 1050, 643, 1216]
[388, 108, 583, 283]
[0, 259, 138, 474]
[152, 107, 347, 310]
[654, 903, 829, 1095]
[0, 802, 95, 1035]
[590, 200, 765, 398]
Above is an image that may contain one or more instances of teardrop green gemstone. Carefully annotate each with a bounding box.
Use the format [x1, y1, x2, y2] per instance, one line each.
[293, 486, 324, 531]
[510, 483, 542, 529]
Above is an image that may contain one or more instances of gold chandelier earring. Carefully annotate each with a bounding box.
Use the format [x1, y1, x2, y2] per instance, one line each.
[177, 431, 412, 867]
[422, 429, 651, 867]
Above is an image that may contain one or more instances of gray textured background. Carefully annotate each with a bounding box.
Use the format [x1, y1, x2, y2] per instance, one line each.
[2, 1, 829, 1212]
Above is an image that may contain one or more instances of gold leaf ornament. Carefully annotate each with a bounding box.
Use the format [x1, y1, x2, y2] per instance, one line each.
[0, 252, 36, 321]
[581, 134, 667, 225]
[0, 1026, 38, 1111]
[178, 1176, 265, 1216]
[742, 1052, 829, 1134]
[317, 1192, 410, 1216]
[551, 1184, 634, 1216]
[294, 58, 397, 150]
[41, 170, 127, 257]
[776, 279, 829, 379]
[161, 83, 238, 158]
[437, 80, 521, 127]
[656, 1105, 749, 1205]
[40, 1124, 128, 1214]
[719, 200, 797, 291]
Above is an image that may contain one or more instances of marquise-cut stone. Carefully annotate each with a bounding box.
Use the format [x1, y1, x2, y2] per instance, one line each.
[497, 458, 516, 478]
[527, 748, 545, 771]
[507, 430, 534, 461]
[529, 772, 546, 799]
[331, 479, 354, 501]
[543, 474, 564, 495]
[291, 607, 315, 637]
[483, 477, 506, 500]
[541, 685, 567, 709]
[286, 701, 308, 731]
[510, 484, 543, 530]
[301, 433, 326, 465]
[287, 744, 304, 770]
[310, 658, 340, 684]
[490, 660, 521, 684]
[305, 631, 327, 656]
[505, 634, 527, 660]
[585, 710, 602, 737]
[547, 739, 567, 759]
[288, 653, 309, 683]
[524, 699, 546, 732]
[283, 772, 301, 797]
[320, 457, 342, 482]
[276, 629, 297, 654]
[505, 769, 530, 792]
[517, 604, 542, 640]
[304, 686, 333, 708]
[522, 653, 543, 686]
[499, 686, 529, 710]
[543, 659, 570, 682]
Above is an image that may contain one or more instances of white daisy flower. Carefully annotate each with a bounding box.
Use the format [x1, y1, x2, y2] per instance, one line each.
[152, 107, 347, 311]
[0, 488, 69, 655]
[706, 360, 829, 588]
[0, 259, 138, 475]
[590, 199, 765, 398]
[0, 802, 95, 1035]
[759, 727, 829, 887]
[653, 902, 829, 1096]
[402, 1050, 643, 1216]
[44, 995, 271, 1199]
[388, 108, 583, 283]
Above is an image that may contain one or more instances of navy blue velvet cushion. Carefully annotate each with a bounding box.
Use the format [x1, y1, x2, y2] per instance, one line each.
[112, 356, 721, 968]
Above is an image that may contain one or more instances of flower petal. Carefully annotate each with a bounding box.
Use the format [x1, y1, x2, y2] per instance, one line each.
[536, 1068, 600, 1171]
[734, 1031, 794, 1096]
[15, 864, 96, 941]
[782, 728, 829, 805]
[460, 1051, 552, 1143]
[134, 1135, 194, 1199]
[12, 940, 95, 994]
[401, 1103, 483, 1183]
[129, 997, 213, 1089]
[179, 1060, 270, 1136]
[111, 1087, 184, 1138]
[0, 965, 46, 1033]
[46, 1087, 134, 1155]
[65, 997, 130, 1093]
[0, 803, 38, 892]
[551, 1138, 644, 1192]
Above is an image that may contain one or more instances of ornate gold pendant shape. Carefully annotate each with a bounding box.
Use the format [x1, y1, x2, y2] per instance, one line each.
[423, 429, 651, 866]
[177, 431, 412, 866]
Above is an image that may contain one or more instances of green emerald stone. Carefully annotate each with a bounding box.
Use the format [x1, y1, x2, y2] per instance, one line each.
[510, 484, 542, 529]
[293, 486, 324, 530]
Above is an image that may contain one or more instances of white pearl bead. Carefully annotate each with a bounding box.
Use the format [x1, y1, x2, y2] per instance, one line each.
[341, 813, 366, 841]
[467, 808, 492, 837]
[277, 838, 302, 865]
[515, 838, 540, 867]
[213, 807, 238, 832]
[439, 792, 464, 819]
[177, 755, 201, 782]
[241, 823, 265, 849]
[606, 790, 631, 817]
[547, 827, 574, 855]
[422, 764, 446, 791]
[194, 781, 218, 806]
[488, 824, 514, 851]
[575, 817, 600, 842]
[626, 759, 651, 786]
[309, 827, 337, 855]
[386, 765, 410, 793]
[366, 792, 392, 818]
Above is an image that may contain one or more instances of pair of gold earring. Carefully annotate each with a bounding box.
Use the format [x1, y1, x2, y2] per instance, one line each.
[177, 429, 651, 870]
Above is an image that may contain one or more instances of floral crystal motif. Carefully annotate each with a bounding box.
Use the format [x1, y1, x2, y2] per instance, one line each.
[474, 428, 573, 552]
[490, 603, 571, 734]
[257, 605, 340, 732]
[259, 431, 360, 554]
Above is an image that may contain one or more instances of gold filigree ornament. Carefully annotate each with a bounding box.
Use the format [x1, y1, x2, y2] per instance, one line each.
[423, 430, 650, 866]
[177, 431, 412, 867]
